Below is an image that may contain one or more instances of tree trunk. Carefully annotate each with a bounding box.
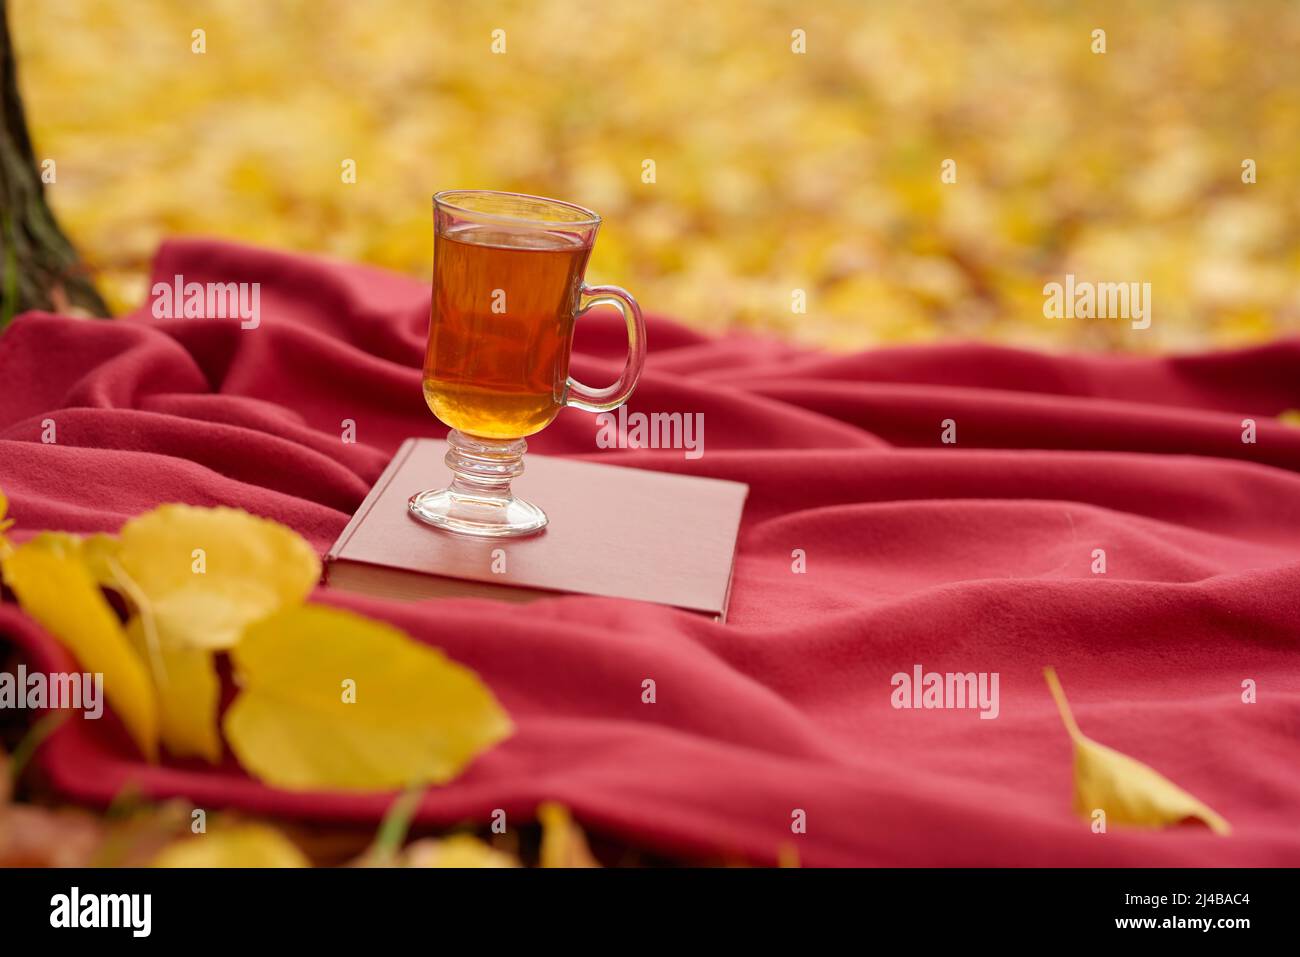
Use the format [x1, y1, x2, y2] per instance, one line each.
[0, 0, 108, 328]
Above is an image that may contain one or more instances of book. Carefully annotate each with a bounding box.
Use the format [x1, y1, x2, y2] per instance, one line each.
[323, 438, 748, 620]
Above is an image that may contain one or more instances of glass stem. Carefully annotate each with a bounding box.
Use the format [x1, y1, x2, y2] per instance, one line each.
[443, 430, 528, 507]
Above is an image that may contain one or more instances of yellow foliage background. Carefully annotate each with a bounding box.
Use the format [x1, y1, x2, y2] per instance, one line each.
[10, 0, 1300, 351]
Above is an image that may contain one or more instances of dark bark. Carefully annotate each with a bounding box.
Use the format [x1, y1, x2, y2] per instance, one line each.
[0, 0, 108, 328]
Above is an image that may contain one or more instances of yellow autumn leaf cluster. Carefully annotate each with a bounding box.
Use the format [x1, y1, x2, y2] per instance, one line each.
[0, 499, 512, 791]
[11, 0, 1300, 352]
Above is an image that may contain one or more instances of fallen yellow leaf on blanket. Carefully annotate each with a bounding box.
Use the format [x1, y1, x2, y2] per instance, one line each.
[115, 505, 320, 650]
[152, 823, 310, 868]
[1043, 667, 1229, 835]
[223, 604, 513, 791]
[126, 619, 221, 763]
[1, 542, 159, 761]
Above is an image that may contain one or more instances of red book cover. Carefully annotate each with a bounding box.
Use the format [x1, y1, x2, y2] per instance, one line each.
[324, 438, 748, 620]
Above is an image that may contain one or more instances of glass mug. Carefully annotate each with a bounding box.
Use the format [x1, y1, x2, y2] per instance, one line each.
[409, 189, 646, 537]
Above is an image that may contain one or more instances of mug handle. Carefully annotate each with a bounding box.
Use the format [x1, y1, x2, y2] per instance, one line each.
[564, 283, 647, 413]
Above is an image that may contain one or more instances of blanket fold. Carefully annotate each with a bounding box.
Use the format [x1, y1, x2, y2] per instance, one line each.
[1, 237, 1298, 865]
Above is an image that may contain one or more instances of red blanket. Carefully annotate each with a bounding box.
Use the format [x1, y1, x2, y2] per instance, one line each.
[2, 238, 1299, 866]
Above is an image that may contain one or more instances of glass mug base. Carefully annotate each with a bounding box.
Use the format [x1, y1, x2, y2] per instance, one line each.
[407, 430, 548, 538]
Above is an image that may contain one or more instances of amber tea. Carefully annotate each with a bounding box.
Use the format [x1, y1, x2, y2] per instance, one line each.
[423, 225, 591, 439]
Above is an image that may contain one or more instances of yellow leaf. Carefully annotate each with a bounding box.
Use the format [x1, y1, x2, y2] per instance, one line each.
[401, 834, 520, 868]
[1, 543, 159, 761]
[115, 505, 320, 650]
[1043, 667, 1230, 835]
[223, 604, 513, 791]
[152, 824, 309, 867]
[0, 488, 13, 560]
[538, 802, 600, 868]
[126, 618, 221, 763]
[21, 531, 122, 591]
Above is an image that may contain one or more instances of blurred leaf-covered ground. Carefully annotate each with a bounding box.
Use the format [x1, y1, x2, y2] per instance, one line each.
[10, 0, 1300, 351]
